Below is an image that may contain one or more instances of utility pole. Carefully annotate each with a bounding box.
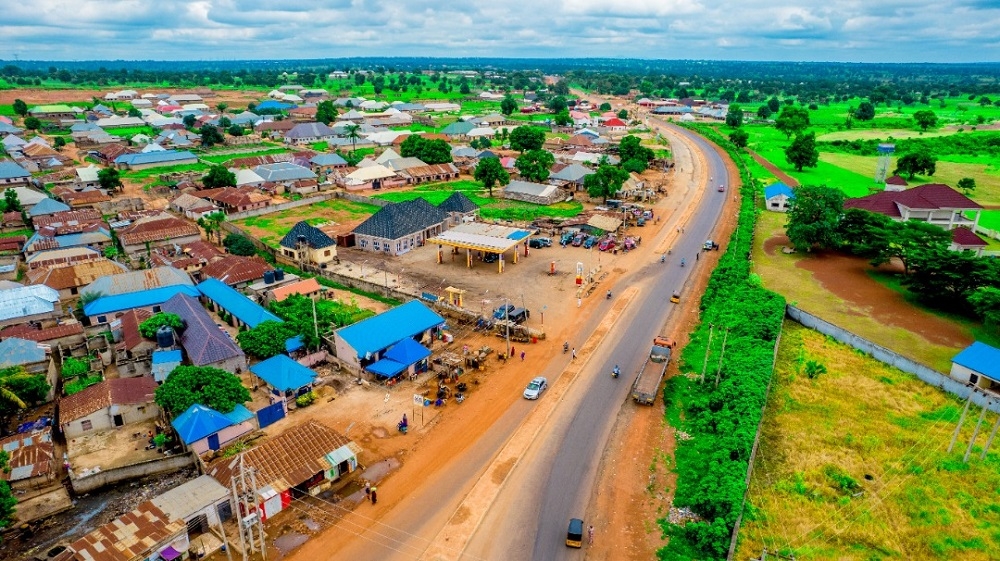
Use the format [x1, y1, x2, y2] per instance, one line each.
[981, 409, 1000, 460]
[231, 455, 267, 561]
[504, 296, 511, 359]
[949, 386, 976, 453]
[714, 327, 730, 388]
[700, 323, 714, 383]
[312, 297, 319, 350]
[965, 397, 992, 462]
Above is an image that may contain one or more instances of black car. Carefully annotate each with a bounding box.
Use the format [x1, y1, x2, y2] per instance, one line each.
[483, 252, 500, 263]
[528, 237, 553, 249]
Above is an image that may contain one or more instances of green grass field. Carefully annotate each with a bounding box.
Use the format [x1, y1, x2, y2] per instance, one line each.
[736, 322, 1000, 561]
[122, 162, 209, 180]
[235, 198, 381, 248]
[199, 147, 290, 165]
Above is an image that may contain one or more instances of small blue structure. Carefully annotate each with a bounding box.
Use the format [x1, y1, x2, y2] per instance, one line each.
[334, 300, 444, 373]
[366, 337, 432, 380]
[763, 182, 796, 213]
[172, 403, 255, 453]
[151, 349, 182, 382]
[951, 342, 1000, 391]
[251, 354, 317, 399]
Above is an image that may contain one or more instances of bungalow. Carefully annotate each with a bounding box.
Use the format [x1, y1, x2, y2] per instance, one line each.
[73, 165, 102, 190]
[885, 175, 908, 192]
[279, 221, 338, 268]
[0, 284, 61, 328]
[148, 475, 234, 551]
[365, 337, 432, 381]
[951, 342, 1000, 392]
[200, 255, 272, 288]
[206, 420, 358, 521]
[254, 162, 317, 186]
[268, 277, 325, 303]
[161, 292, 248, 372]
[333, 300, 444, 372]
[25, 197, 70, 218]
[23, 227, 113, 257]
[353, 198, 449, 256]
[0, 122, 23, 137]
[115, 150, 199, 171]
[0, 161, 32, 186]
[26, 257, 127, 300]
[58, 501, 187, 561]
[83, 285, 201, 326]
[0, 337, 52, 380]
[96, 116, 146, 129]
[170, 193, 220, 220]
[27, 104, 82, 121]
[549, 163, 595, 190]
[602, 117, 627, 133]
[58, 189, 112, 209]
[0, 429, 56, 492]
[171, 404, 257, 455]
[59, 377, 160, 439]
[201, 186, 270, 213]
[843, 183, 982, 231]
[437, 191, 479, 226]
[504, 180, 564, 205]
[764, 182, 796, 212]
[950, 227, 989, 256]
[250, 354, 318, 402]
[150, 348, 181, 382]
[441, 121, 476, 137]
[0, 321, 84, 349]
[232, 168, 266, 188]
[310, 153, 349, 176]
[197, 277, 281, 330]
[284, 122, 337, 145]
[399, 163, 460, 185]
[117, 214, 202, 255]
[82, 266, 194, 299]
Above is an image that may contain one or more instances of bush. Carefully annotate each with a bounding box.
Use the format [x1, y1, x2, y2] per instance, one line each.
[295, 391, 316, 408]
[139, 312, 183, 338]
[61, 357, 90, 379]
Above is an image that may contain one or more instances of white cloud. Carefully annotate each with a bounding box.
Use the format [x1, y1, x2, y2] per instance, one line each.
[1, 0, 999, 62]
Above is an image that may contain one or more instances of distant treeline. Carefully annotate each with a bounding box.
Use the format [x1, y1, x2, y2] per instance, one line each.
[1, 58, 998, 102]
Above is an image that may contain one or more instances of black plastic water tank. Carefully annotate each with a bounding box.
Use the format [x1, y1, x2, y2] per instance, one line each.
[274, 268, 285, 281]
[156, 326, 174, 348]
[263, 270, 276, 284]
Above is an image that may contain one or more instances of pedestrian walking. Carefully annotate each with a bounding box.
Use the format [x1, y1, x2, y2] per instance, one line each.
[696, 252, 699, 261]
[510, 345, 515, 357]
[571, 348, 577, 360]
[520, 351, 525, 361]
[588, 525, 594, 545]
[364, 481, 371, 497]
[370, 486, 378, 504]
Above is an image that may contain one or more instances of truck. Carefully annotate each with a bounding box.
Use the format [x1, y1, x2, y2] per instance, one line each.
[631, 337, 675, 405]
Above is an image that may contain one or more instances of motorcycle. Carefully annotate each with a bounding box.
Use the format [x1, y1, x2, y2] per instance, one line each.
[680, 258, 686, 267]
[563, 342, 569, 354]
[612, 365, 620, 379]
[397, 421, 408, 434]
[606, 290, 612, 300]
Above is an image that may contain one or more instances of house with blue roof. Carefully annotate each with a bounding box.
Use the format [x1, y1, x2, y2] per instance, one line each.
[114, 150, 198, 171]
[83, 284, 202, 325]
[250, 354, 317, 400]
[951, 342, 1000, 392]
[197, 278, 281, 330]
[171, 403, 256, 454]
[764, 182, 795, 212]
[365, 337, 432, 381]
[151, 349, 182, 383]
[24, 227, 113, 257]
[25, 197, 70, 218]
[333, 300, 444, 373]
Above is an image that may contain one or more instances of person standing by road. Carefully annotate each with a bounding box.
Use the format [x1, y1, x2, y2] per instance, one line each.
[588, 525, 594, 545]
[370, 486, 378, 504]
[520, 351, 525, 361]
[571, 348, 577, 360]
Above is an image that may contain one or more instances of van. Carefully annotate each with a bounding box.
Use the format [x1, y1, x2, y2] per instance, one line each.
[566, 518, 584, 548]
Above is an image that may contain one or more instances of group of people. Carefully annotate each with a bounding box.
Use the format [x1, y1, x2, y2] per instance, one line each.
[364, 481, 378, 504]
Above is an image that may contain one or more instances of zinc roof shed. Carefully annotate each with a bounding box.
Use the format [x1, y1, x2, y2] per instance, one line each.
[253, 162, 317, 182]
[83, 284, 201, 317]
[250, 354, 317, 393]
[149, 474, 231, 522]
[0, 285, 60, 323]
[0, 337, 47, 369]
[171, 404, 251, 445]
[335, 300, 444, 360]
[952, 342, 1000, 381]
[197, 278, 281, 328]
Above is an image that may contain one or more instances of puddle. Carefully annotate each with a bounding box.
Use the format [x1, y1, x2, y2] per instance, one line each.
[273, 532, 309, 556]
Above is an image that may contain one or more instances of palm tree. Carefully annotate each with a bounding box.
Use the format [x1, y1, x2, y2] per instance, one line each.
[345, 123, 362, 154]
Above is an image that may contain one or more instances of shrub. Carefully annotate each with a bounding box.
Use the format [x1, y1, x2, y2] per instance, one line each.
[295, 391, 316, 408]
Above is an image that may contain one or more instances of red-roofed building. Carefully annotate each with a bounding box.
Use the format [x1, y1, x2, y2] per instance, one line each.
[118, 214, 202, 255]
[200, 255, 272, 288]
[885, 175, 908, 191]
[843, 183, 983, 231]
[602, 117, 627, 132]
[59, 377, 160, 439]
[950, 227, 989, 256]
[55, 501, 187, 561]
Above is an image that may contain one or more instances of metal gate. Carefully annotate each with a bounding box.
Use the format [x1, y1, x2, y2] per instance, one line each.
[256, 402, 286, 429]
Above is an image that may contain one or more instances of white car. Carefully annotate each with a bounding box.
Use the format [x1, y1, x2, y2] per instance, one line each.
[523, 376, 548, 400]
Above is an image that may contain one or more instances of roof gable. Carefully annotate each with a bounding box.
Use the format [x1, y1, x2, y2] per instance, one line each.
[336, 300, 444, 359]
[953, 342, 1000, 378]
[438, 192, 479, 214]
[161, 292, 245, 366]
[280, 221, 336, 249]
[250, 354, 317, 392]
[353, 199, 448, 240]
[60, 377, 158, 423]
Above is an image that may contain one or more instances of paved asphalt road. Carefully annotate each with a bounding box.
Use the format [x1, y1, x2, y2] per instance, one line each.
[517, 123, 731, 560]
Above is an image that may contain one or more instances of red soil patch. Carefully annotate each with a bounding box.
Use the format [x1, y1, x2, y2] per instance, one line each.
[767, 235, 972, 347]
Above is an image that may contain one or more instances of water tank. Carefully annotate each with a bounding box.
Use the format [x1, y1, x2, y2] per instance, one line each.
[274, 268, 285, 281]
[263, 270, 276, 284]
[156, 326, 174, 349]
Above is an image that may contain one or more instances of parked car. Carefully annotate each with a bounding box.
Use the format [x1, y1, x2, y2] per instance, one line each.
[566, 518, 584, 548]
[623, 237, 637, 250]
[523, 376, 548, 399]
[560, 232, 576, 246]
[483, 252, 500, 263]
[636, 216, 646, 226]
[583, 235, 597, 249]
[599, 238, 616, 252]
[493, 304, 516, 320]
[529, 237, 553, 248]
[572, 233, 586, 247]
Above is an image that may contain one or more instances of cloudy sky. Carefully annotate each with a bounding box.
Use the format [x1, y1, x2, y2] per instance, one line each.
[2, 0, 999, 63]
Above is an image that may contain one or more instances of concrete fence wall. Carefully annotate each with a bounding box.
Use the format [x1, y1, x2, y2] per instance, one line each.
[334, 190, 391, 208]
[226, 192, 338, 221]
[786, 305, 1000, 413]
[70, 451, 196, 494]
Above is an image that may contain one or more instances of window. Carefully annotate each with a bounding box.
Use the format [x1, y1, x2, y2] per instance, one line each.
[373, 241, 380, 251]
[70, 287, 78, 295]
[81, 420, 93, 432]
[137, 406, 146, 414]
[152, 306, 161, 313]
[97, 315, 107, 324]
[324, 250, 331, 257]
[970, 373, 980, 384]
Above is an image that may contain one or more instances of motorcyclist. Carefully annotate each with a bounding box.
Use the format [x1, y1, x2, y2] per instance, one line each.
[606, 290, 612, 299]
[681, 258, 686, 267]
[563, 341, 569, 354]
[613, 365, 620, 378]
[661, 254, 666, 263]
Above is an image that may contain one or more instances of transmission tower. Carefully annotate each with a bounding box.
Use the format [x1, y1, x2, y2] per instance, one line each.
[231, 455, 267, 561]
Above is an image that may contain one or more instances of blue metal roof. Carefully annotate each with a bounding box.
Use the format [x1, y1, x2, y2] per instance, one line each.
[114, 150, 197, 166]
[764, 182, 795, 200]
[336, 300, 444, 360]
[0, 161, 30, 180]
[366, 358, 407, 378]
[256, 100, 295, 111]
[26, 197, 69, 217]
[953, 342, 1000, 379]
[197, 278, 281, 328]
[384, 337, 431, 366]
[152, 349, 183, 364]
[285, 335, 304, 353]
[84, 285, 201, 317]
[151, 349, 182, 382]
[0, 337, 46, 369]
[250, 354, 316, 392]
[222, 403, 254, 425]
[172, 403, 234, 445]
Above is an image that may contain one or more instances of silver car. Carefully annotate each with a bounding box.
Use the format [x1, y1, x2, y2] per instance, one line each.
[523, 376, 548, 400]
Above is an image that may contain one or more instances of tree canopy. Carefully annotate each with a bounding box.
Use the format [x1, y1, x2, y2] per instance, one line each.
[894, 150, 937, 179]
[774, 105, 810, 138]
[912, 109, 938, 131]
[725, 104, 743, 128]
[548, 96, 568, 114]
[500, 96, 518, 116]
[97, 167, 123, 192]
[223, 233, 258, 256]
[12, 99, 27, 117]
[316, 100, 337, 124]
[957, 177, 976, 194]
[854, 101, 875, 121]
[155, 365, 250, 416]
[473, 156, 510, 197]
[584, 164, 629, 203]
[139, 312, 184, 339]
[784, 131, 819, 171]
[508, 126, 546, 152]
[729, 129, 749, 149]
[0, 450, 17, 532]
[203, 165, 237, 188]
[200, 124, 224, 147]
[785, 184, 844, 250]
[399, 135, 453, 165]
[2, 189, 22, 213]
[236, 320, 294, 360]
[514, 150, 555, 183]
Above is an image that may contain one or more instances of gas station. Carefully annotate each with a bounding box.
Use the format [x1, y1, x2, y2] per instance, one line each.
[426, 222, 536, 273]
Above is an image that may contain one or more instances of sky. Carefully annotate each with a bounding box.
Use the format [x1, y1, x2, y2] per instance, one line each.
[2, 0, 999, 63]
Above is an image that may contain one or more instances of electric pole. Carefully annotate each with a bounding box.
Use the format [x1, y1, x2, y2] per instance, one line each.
[700, 323, 714, 383]
[231, 455, 267, 561]
[965, 397, 992, 463]
[948, 386, 976, 454]
[714, 327, 730, 388]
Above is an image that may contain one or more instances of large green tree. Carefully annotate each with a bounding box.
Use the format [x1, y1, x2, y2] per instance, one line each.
[875, 221, 951, 275]
[500, 96, 518, 116]
[584, 164, 629, 203]
[618, 135, 655, 165]
[728, 129, 749, 149]
[97, 167, 123, 192]
[785, 184, 844, 250]
[854, 101, 875, 121]
[223, 233, 258, 256]
[203, 165, 237, 188]
[957, 177, 976, 195]
[155, 365, 251, 416]
[725, 104, 743, 128]
[400, 135, 453, 165]
[473, 156, 510, 197]
[23, 117, 40, 131]
[784, 132, 819, 172]
[12, 99, 28, 117]
[836, 208, 894, 258]
[905, 245, 991, 306]
[197, 211, 226, 244]
[316, 100, 337, 124]
[2, 189, 21, 213]
[912, 110, 938, 131]
[0, 451, 17, 532]
[237, 320, 294, 359]
[774, 106, 810, 139]
[508, 126, 546, 152]
[969, 287, 1000, 329]
[894, 150, 937, 179]
[139, 313, 184, 338]
[200, 124, 224, 147]
[514, 149, 555, 183]
[548, 96, 568, 114]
